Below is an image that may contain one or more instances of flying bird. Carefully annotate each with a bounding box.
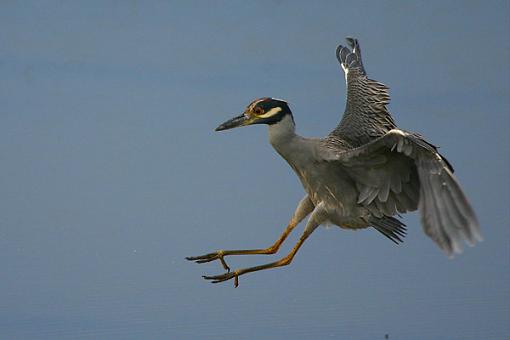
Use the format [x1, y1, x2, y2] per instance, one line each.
[187, 38, 481, 287]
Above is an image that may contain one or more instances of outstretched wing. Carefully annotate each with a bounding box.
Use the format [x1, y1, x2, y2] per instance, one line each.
[330, 38, 397, 146]
[325, 129, 481, 256]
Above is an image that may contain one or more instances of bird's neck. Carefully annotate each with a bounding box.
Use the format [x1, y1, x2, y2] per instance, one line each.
[268, 114, 297, 151]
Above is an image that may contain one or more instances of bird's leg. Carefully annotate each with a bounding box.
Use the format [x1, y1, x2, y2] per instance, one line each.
[186, 220, 297, 272]
[186, 196, 313, 271]
[202, 203, 324, 287]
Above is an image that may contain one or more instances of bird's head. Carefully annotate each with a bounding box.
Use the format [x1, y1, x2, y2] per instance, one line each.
[215, 97, 293, 131]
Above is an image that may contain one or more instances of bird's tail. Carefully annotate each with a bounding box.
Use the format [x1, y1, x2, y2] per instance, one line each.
[417, 158, 482, 256]
[370, 216, 407, 244]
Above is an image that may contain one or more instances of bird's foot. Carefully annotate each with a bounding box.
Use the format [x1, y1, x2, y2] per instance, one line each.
[186, 250, 231, 272]
[203, 271, 240, 288]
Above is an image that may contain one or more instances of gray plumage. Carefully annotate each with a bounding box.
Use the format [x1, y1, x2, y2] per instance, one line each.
[329, 38, 396, 147]
[320, 38, 481, 255]
[187, 38, 481, 287]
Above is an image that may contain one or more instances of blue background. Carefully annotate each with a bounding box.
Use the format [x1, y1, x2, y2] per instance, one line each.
[1, 1, 509, 339]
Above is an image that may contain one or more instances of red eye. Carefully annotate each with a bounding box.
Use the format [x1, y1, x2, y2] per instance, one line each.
[254, 107, 264, 115]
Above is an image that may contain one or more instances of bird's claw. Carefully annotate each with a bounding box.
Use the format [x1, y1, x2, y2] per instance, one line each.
[186, 251, 231, 272]
[203, 271, 240, 287]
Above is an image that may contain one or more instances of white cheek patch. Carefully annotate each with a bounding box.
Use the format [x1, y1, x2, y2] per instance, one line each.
[257, 106, 282, 118]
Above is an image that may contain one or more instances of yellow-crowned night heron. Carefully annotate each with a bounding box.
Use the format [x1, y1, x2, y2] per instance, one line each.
[187, 38, 481, 287]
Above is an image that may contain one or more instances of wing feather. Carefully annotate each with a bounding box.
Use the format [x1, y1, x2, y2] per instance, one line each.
[324, 129, 481, 256]
[330, 38, 396, 146]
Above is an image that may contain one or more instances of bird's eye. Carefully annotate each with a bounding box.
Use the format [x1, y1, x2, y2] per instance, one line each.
[254, 107, 264, 115]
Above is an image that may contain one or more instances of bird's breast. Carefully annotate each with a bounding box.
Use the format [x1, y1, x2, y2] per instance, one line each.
[271, 134, 364, 219]
[294, 162, 360, 216]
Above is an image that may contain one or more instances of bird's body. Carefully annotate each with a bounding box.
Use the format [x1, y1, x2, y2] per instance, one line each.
[187, 38, 481, 287]
[268, 115, 370, 229]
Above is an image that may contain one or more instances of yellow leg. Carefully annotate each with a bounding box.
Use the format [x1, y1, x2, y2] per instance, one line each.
[186, 218, 298, 270]
[186, 196, 314, 271]
[203, 220, 319, 287]
[202, 202, 324, 287]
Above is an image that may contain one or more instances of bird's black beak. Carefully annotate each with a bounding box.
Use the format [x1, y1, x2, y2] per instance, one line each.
[215, 113, 255, 131]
